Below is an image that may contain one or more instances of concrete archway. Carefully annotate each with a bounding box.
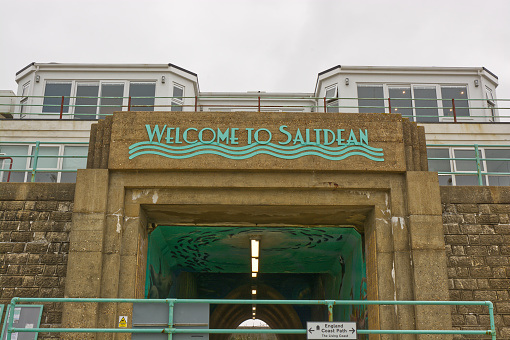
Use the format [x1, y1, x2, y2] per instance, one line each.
[210, 283, 305, 340]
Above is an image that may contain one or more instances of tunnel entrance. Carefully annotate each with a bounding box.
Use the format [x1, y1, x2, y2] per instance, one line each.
[145, 226, 367, 337]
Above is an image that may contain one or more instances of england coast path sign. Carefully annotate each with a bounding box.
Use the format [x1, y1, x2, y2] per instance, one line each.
[306, 322, 357, 340]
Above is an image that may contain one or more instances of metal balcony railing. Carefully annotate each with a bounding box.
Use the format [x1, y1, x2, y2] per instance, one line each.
[0, 94, 509, 121]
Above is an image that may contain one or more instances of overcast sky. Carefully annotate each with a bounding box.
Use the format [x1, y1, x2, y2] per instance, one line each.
[1, 0, 509, 100]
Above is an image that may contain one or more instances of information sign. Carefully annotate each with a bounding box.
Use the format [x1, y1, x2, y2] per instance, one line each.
[306, 322, 357, 340]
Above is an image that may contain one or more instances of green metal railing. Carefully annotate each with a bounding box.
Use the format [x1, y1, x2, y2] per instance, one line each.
[1, 142, 509, 186]
[427, 144, 510, 186]
[1, 94, 509, 120]
[0, 141, 88, 183]
[5, 297, 496, 340]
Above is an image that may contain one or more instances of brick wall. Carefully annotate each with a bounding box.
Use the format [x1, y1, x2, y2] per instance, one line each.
[442, 186, 510, 339]
[0, 183, 75, 339]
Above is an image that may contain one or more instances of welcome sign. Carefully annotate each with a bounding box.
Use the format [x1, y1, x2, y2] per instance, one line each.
[129, 125, 385, 161]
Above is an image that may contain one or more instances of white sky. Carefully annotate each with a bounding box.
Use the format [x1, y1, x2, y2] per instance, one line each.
[1, 0, 509, 100]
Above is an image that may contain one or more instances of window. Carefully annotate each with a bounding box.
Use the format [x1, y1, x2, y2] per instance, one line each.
[441, 86, 469, 118]
[0, 145, 29, 182]
[413, 86, 439, 122]
[485, 87, 496, 118]
[0, 144, 88, 183]
[20, 81, 30, 115]
[426, 148, 452, 185]
[427, 147, 510, 186]
[325, 84, 339, 113]
[172, 83, 184, 111]
[75, 83, 100, 119]
[42, 82, 72, 114]
[485, 149, 510, 186]
[388, 86, 412, 118]
[357, 85, 385, 113]
[129, 82, 156, 111]
[99, 83, 124, 118]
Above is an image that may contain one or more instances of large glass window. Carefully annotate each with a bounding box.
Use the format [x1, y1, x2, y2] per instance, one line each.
[427, 148, 452, 185]
[75, 83, 100, 119]
[485, 149, 510, 186]
[453, 149, 486, 185]
[61, 146, 88, 183]
[29, 146, 59, 183]
[99, 83, 124, 118]
[357, 85, 385, 113]
[413, 86, 439, 122]
[42, 82, 72, 114]
[388, 87, 412, 118]
[129, 82, 156, 111]
[441, 86, 469, 117]
[0, 145, 29, 182]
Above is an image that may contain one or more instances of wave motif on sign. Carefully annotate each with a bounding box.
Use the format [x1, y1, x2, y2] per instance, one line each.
[129, 141, 385, 161]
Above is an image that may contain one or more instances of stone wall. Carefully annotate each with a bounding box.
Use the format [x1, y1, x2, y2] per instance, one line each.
[0, 183, 75, 339]
[442, 186, 510, 339]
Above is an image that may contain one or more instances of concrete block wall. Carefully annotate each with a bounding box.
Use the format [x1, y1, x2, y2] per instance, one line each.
[441, 186, 510, 339]
[0, 183, 75, 339]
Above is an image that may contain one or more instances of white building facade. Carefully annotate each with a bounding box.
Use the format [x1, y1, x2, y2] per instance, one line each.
[1, 63, 508, 185]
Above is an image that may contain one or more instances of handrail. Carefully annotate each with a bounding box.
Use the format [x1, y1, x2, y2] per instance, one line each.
[0, 94, 509, 120]
[5, 297, 496, 340]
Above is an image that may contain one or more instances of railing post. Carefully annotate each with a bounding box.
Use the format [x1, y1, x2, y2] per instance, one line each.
[474, 144, 483, 186]
[488, 301, 496, 340]
[195, 95, 198, 112]
[258, 96, 261, 112]
[388, 97, 392, 114]
[168, 300, 175, 340]
[452, 98, 457, 123]
[59, 96, 64, 119]
[128, 96, 132, 111]
[31, 141, 40, 183]
[7, 298, 18, 340]
[327, 302, 334, 322]
[324, 97, 327, 113]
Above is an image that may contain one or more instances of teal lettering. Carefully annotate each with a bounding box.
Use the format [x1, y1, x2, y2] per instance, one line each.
[314, 129, 322, 145]
[293, 128, 305, 145]
[199, 128, 216, 144]
[165, 127, 175, 144]
[336, 129, 345, 145]
[359, 129, 368, 145]
[279, 125, 292, 145]
[254, 128, 272, 144]
[217, 128, 230, 144]
[246, 128, 254, 144]
[230, 128, 239, 144]
[183, 128, 198, 144]
[347, 129, 359, 145]
[305, 129, 311, 144]
[323, 129, 335, 145]
[175, 127, 182, 144]
[146, 124, 167, 143]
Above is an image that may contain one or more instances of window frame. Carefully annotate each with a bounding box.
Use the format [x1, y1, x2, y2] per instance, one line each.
[171, 83, 185, 111]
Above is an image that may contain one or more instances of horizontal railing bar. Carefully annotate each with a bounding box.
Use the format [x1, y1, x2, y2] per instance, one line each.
[9, 328, 493, 335]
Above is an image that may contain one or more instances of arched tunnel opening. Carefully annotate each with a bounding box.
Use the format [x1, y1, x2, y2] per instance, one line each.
[144, 226, 367, 339]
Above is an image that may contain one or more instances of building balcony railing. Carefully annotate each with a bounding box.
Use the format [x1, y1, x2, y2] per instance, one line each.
[0, 94, 508, 122]
[1, 142, 509, 186]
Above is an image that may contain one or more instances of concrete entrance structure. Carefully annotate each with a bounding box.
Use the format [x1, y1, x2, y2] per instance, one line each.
[62, 111, 452, 339]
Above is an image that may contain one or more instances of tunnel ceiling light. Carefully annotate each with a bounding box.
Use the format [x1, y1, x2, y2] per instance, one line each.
[251, 239, 259, 258]
[252, 289, 257, 295]
[252, 272, 257, 278]
[253, 306, 256, 310]
[251, 257, 259, 273]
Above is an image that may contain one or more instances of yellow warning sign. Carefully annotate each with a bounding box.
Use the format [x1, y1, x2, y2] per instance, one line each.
[118, 316, 128, 328]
